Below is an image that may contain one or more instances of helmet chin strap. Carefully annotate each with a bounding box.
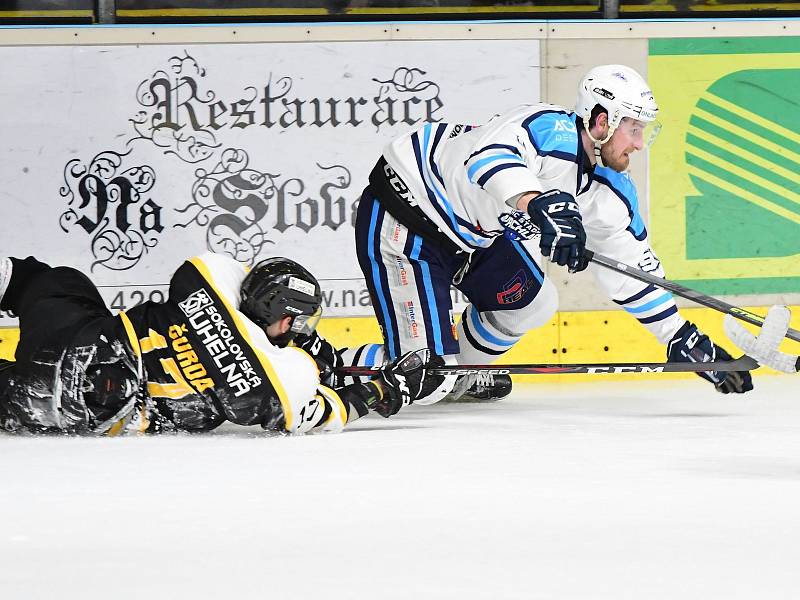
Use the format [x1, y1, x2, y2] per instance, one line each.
[584, 121, 615, 168]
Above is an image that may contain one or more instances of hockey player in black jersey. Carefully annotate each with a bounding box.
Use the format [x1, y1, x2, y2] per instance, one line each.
[0, 252, 440, 435]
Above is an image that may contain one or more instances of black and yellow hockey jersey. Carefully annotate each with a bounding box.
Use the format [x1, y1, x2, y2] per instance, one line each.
[119, 253, 347, 434]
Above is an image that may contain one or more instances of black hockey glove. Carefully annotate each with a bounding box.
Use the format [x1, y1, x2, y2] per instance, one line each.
[373, 349, 446, 417]
[667, 321, 754, 394]
[294, 331, 344, 388]
[526, 189, 588, 272]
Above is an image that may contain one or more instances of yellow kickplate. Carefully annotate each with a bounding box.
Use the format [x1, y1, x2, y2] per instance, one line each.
[317, 305, 799, 382]
[2, 305, 796, 382]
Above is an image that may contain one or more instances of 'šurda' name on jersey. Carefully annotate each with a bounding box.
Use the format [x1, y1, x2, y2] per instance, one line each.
[178, 288, 263, 398]
[167, 324, 215, 393]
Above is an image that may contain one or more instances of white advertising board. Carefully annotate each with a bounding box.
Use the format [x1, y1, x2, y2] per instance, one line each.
[0, 40, 540, 322]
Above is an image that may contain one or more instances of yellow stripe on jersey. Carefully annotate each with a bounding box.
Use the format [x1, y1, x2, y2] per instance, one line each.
[147, 357, 196, 400]
[187, 256, 293, 428]
[319, 385, 348, 427]
[118, 311, 142, 357]
[139, 329, 168, 353]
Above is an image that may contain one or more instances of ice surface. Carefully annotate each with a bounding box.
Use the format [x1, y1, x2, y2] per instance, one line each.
[1, 375, 799, 599]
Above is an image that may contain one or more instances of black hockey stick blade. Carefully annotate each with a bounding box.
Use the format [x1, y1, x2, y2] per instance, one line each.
[586, 250, 800, 343]
[340, 355, 759, 377]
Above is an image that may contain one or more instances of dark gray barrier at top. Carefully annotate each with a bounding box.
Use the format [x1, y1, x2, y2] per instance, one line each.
[0, 0, 798, 24]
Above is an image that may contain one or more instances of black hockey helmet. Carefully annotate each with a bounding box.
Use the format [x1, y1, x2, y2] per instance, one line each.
[240, 257, 322, 345]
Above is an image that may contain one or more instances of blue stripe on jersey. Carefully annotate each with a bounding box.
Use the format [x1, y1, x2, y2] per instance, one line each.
[638, 305, 678, 324]
[522, 110, 579, 159]
[593, 169, 647, 241]
[466, 154, 525, 183]
[421, 126, 472, 241]
[367, 199, 398, 360]
[465, 144, 522, 164]
[411, 127, 486, 248]
[409, 234, 444, 355]
[621, 292, 673, 314]
[510, 239, 545, 285]
[411, 128, 451, 226]
[476, 163, 527, 188]
[616, 284, 659, 305]
[429, 125, 496, 241]
[426, 124, 496, 242]
[469, 306, 516, 348]
[364, 343, 381, 367]
[429, 123, 447, 187]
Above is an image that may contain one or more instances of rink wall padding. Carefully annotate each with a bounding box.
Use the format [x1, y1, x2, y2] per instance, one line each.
[310, 305, 800, 381]
[0, 20, 798, 381]
[3, 304, 795, 381]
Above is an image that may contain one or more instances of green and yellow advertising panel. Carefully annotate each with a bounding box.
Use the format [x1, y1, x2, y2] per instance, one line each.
[649, 37, 800, 295]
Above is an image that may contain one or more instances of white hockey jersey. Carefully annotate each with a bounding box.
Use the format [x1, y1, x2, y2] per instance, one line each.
[580, 167, 684, 344]
[382, 104, 684, 345]
[382, 104, 594, 252]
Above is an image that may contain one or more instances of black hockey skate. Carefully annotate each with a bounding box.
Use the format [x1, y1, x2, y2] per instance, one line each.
[443, 372, 513, 403]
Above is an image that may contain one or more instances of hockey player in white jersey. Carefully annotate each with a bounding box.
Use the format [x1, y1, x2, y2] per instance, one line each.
[0, 253, 433, 434]
[351, 64, 753, 404]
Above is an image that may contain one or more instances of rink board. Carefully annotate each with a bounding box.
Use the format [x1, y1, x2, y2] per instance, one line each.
[0, 20, 798, 381]
[0, 21, 798, 323]
[321, 304, 800, 381]
[1, 304, 797, 381]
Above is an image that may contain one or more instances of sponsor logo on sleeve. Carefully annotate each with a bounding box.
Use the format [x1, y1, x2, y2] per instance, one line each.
[553, 119, 577, 132]
[553, 118, 578, 143]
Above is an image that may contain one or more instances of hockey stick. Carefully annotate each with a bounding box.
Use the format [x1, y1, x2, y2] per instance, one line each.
[340, 355, 758, 377]
[586, 250, 800, 343]
[507, 217, 797, 342]
[725, 305, 799, 374]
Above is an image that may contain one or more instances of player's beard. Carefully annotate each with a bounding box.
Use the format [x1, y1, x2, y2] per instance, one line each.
[599, 143, 631, 172]
[268, 330, 295, 348]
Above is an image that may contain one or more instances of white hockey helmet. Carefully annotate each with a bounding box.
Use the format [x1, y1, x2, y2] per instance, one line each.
[576, 64, 660, 147]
